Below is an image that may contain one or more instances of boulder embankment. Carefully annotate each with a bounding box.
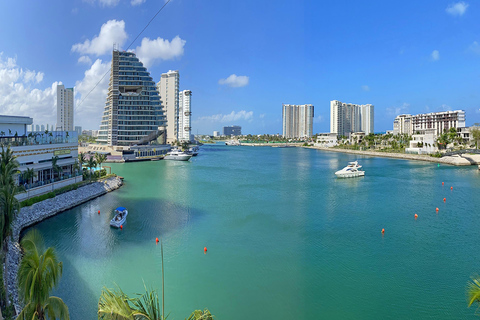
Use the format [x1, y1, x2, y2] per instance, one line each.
[5, 176, 123, 313]
[308, 146, 480, 166]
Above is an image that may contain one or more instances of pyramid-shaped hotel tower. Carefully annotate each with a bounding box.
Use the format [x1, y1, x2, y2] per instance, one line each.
[97, 49, 165, 146]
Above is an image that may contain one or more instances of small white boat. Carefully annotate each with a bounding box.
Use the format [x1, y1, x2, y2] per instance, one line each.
[110, 207, 128, 228]
[187, 146, 199, 156]
[225, 140, 241, 146]
[335, 161, 365, 178]
[164, 149, 192, 161]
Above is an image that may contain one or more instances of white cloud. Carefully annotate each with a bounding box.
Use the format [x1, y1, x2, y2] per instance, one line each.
[78, 56, 92, 65]
[195, 110, 254, 123]
[386, 103, 410, 117]
[83, 0, 120, 7]
[361, 85, 370, 91]
[218, 74, 249, 88]
[131, 0, 146, 5]
[135, 36, 186, 68]
[71, 20, 127, 56]
[313, 115, 323, 123]
[74, 59, 111, 129]
[446, 2, 469, 16]
[431, 50, 440, 61]
[440, 104, 452, 111]
[0, 53, 58, 126]
[468, 41, 480, 54]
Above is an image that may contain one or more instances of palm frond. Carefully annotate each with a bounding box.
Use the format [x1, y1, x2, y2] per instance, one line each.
[44, 296, 70, 320]
[468, 276, 480, 307]
[98, 286, 135, 320]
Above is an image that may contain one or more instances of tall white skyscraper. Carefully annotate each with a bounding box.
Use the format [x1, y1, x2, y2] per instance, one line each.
[282, 104, 314, 138]
[330, 100, 374, 137]
[178, 90, 192, 142]
[157, 70, 179, 144]
[56, 85, 74, 131]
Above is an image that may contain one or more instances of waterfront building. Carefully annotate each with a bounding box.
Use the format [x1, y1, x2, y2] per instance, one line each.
[282, 104, 314, 139]
[405, 129, 438, 154]
[213, 131, 219, 137]
[330, 100, 374, 138]
[97, 50, 165, 146]
[315, 133, 338, 147]
[157, 70, 179, 144]
[178, 90, 192, 142]
[393, 110, 465, 137]
[82, 129, 99, 137]
[223, 125, 242, 136]
[56, 85, 74, 131]
[0, 115, 81, 201]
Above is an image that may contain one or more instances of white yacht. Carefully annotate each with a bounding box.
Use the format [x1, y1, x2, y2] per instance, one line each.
[164, 148, 192, 161]
[225, 140, 241, 146]
[335, 161, 365, 178]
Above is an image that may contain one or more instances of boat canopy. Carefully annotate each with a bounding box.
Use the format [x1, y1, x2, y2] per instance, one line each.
[116, 207, 127, 211]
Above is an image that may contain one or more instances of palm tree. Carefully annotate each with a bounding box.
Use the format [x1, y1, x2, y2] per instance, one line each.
[22, 168, 36, 198]
[87, 156, 97, 180]
[185, 309, 214, 320]
[0, 146, 21, 247]
[94, 153, 107, 171]
[16, 229, 69, 320]
[467, 276, 480, 313]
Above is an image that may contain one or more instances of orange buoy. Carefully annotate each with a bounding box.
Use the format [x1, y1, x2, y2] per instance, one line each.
[442, 182, 444, 186]
[156, 238, 159, 243]
[120, 225, 123, 230]
[98, 210, 100, 214]
[204, 247, 207, 252]
[381, 228, 385, 234]
[436, 207, 439, 212]
[451, 186, 453, 190]
[414, 214, 418, 219]
[443, 198, 446, 202]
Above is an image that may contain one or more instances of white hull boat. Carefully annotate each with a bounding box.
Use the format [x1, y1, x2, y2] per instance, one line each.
[164, 149, 192, 161]
[110, 207, 128, 228]
[335, 161, 365, 178]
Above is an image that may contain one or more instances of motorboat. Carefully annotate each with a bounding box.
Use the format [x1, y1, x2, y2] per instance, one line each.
[164, 148, 192, 161]
[335, 161, 365, 178]
[225, 140, 241, 146]
[110, 207, 128, 228]
[187, 146, 199, 156]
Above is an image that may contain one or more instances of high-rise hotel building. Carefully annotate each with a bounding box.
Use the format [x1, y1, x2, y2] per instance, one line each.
[56, 85, 74, 131]
[178, 90, 192, 142]
[97, 50, 165, 146]
[330, 100, 374, 137]
[393, 110, 465, 136]
[157, 70, 179, 144]
[282, 104, 314, 139]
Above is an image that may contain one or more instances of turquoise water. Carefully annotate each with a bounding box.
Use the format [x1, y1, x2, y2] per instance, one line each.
[30, 145, 480, 319]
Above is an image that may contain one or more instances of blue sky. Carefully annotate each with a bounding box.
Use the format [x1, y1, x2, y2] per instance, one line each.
[0, 0, 479, 134]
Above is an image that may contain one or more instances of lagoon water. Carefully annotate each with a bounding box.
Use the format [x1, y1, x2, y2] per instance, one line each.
[30, 144, 480, 319]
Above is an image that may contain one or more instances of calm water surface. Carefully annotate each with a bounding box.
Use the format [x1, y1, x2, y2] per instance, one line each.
[30, 145, 480, 319]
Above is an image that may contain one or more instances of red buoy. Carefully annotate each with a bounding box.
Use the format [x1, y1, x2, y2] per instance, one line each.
[381, 228, 385, 234]
[120, 225, 123, 230]
[436, 207, 439, 212]
[451, 186, 453, 190]
[443, 198, 446, 202]
[442, 182, 444, 186]
[98, 210, 100, 214]
[414, 214, 418, 219]
[204, 247, 207, 252]
[156, 238, 159, 243]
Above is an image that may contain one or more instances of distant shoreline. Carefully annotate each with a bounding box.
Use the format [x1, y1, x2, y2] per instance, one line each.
[306, 146, 480, 166]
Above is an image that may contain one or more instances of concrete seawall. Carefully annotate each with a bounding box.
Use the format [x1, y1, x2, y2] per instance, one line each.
[6, 176, 123, 313]
[308, 146, 480, 166]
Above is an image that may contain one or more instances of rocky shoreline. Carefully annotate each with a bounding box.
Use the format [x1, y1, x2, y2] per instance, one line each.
[5, 176, 123, 313]
[308, 146, 480, 166]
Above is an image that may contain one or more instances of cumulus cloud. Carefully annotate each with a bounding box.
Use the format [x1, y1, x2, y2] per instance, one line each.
[196, 110, 254, 123]
[131, 0, 146, 5]
[83, 0, 120, 7]
[431, 50, 440, 61]
[135, 36, 186, 68]
[386, 103, 410, 117]
[71, 20, 127, 56]
[78, 56, 92, 65]
[74, 59, 111, 129]
[361, 85, 370, 91]
[218, 74, 249, 88]
[0, 53, 58, 126]
[446, 1, 469, 16]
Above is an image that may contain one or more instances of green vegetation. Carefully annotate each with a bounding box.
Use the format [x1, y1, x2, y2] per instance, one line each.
[470, 126, 480, 149]
[17, 229, 69, 320]
[78, 134, 97, 144]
